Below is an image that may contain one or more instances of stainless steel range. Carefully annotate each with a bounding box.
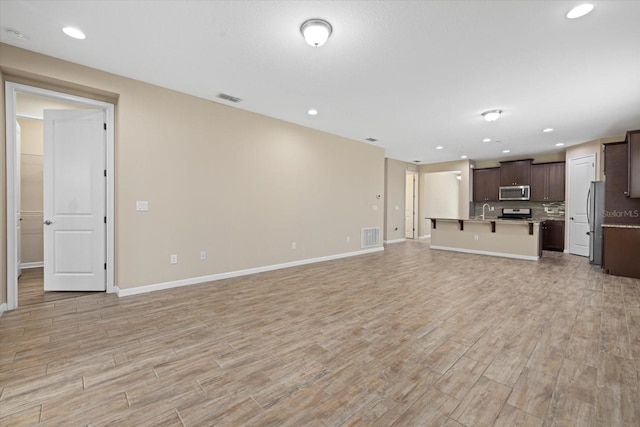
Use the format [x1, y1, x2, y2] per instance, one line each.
[498, 208, 532, 220]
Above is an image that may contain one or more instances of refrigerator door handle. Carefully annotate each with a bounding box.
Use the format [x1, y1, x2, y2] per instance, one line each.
[586, 186, 592, 228]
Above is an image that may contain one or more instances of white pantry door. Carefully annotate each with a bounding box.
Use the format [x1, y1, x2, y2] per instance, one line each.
[568, 154, 596, 256]
[43, 109, 106, 291]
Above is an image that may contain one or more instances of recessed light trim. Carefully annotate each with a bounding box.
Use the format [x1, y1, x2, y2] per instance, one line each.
[436, 146, 444, 150]
[567, 4, 594, 19]
[461, 155, 468, 159]
[6, 29, 28, 40]
[502, 150, 510, 153]
[307, 109, 318, 116]
[555, 143, 565, 147]
[482, 138, 491, 142]
[543, 128, 554, 133]
[482, 110, 502, 122]
[62, 26, 86, 40]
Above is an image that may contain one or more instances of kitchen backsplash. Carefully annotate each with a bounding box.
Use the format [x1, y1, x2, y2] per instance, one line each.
[471, 201, 565, 219]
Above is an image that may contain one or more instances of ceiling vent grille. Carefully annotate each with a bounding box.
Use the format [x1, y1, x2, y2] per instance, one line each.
[361, 227, 380, 248]
[217, 93, 242, 103]
[365, 137, 378, 142]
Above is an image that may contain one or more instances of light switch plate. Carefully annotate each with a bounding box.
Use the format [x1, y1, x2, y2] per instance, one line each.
[136, 201, 149, 211]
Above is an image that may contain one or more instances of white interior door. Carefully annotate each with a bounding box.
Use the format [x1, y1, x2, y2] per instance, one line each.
[568, 154, 596, 256]
[405, 173, 415, 238]
[43, 109, 106, 291]
[16, 121, 22, 278]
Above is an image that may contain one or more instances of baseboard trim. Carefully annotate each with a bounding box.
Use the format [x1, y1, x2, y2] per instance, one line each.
[0, 303, 8, 317]
[117, 247, 385, 298]
[384, 238, 406, 244]
[20, 262, 44, 269]
[430, 245, 539, 261]
[418, 235, 431, 240]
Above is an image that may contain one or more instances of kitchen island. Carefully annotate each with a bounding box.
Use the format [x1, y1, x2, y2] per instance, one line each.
[429, 218, 541, 260]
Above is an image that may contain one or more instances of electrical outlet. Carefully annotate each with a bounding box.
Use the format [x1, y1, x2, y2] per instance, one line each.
[200, 251, 206, 260]
[170, 254, 178, 264]
[474, 235, 479, 241]
[490, 207, 495, 211]
[291, 242, 297, 250]
[136, 201, 149, 211]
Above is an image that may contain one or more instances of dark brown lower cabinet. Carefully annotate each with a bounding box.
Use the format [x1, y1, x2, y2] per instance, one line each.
[603, 227, 640, 279]
[542, 220, 565, 252]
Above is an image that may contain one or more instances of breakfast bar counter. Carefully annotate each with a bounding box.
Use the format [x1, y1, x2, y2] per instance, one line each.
[429, 217, 541, 260]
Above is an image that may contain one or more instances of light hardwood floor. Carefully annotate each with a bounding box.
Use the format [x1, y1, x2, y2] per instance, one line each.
[1, 241, 639, 426]
[18, 268, 93, 307]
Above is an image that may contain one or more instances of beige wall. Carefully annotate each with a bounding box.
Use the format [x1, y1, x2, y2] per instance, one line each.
[384, 158, 415, 242]
[18, 118, 44, 264]
[1, 43, 385, 296]
[418, 159, 472, 236]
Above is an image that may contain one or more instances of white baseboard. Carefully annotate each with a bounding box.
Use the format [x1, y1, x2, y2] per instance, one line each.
[0, 303, 8, 317]
[430, 245, 539, 261]
[384, 238, 406, 244]
[418, 235, 431, 240]
[117, 246, 385, 298]
[20, 262, 44, 269]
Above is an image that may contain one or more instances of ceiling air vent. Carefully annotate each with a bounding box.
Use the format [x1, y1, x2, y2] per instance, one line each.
[365, 137, 378, 142]
[217, 93, 242, 103]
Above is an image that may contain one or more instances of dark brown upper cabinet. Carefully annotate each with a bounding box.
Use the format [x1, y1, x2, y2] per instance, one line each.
[628, 129, 640, 198]
[500, 159, 532, 186]
[473, 167, 500, 202]
[531, 162, 565, 202]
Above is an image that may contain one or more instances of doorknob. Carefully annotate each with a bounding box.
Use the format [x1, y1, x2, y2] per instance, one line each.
[43, 220, 53, 225]
[570, 217, 575, 220]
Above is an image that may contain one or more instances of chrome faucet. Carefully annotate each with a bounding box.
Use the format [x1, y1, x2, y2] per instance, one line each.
[482, 203, 491, 220]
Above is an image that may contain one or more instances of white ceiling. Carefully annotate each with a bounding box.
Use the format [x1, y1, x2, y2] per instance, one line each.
[2, 1, 639, 164]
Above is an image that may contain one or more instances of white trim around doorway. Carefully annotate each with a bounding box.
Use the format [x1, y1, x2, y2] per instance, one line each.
[5, 82, 116, 311]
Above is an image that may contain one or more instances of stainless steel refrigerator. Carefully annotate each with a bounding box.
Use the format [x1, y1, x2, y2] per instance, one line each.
[587, 181, 605, 265]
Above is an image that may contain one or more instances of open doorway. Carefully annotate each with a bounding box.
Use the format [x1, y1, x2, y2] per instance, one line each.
[405, 171, 418, 239]
[5, 82, 116, 311]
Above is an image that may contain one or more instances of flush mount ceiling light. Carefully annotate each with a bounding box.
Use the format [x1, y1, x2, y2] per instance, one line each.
[307, 109, 318, 116]
[436, 146, 444, 150]
[555, 142, 565, 147]
[300, 19, 332, 47]
[461, 155, 468, 159]
[62, 26, 86, 40]
[567, 4, 594, 19]
[482, 138, 491, 142]
[543, 128, 554, 133]
[502, 149, 511, 153]
[482, 110, 502, 122]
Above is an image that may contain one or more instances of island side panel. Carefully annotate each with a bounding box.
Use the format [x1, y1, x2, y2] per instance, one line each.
[430, 220, 540, 260]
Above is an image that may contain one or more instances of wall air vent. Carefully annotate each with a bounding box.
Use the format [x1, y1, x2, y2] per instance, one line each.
[365, 137, 378, 142]
[217, 93, 242, 103]
[361, 227, 381, 248]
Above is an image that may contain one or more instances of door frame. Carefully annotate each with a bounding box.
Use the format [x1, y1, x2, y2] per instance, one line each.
[405, 170, 418, 239]
[5, 82, 116, 310]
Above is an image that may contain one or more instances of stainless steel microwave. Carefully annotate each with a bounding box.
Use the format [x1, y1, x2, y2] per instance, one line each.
[499, 185, 530, 201]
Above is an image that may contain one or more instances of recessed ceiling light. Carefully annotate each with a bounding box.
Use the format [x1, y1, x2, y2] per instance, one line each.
[482, 110, 502, 122]
[482, 138, 491, 142]
[555, 143, 565, 147]
[307, 109, 318, 116]
[543, 128, 554, 133]
[6, 29, 28, 40]
[567, 4, 594, 19]
[62, 27, 86, 40]
[461, 155, 468, 159]
[436, 146, 444, 150]
[502, 150, 510, 153]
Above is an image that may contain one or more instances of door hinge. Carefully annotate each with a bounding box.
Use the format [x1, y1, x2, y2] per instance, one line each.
[104, 123, 107, 130]
[104, 216, 107, 224]
[104, 169, 107, 177]
[104, 263, 107, 270]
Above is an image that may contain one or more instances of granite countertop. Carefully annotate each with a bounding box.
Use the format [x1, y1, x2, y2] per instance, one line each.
[601, 224, 640, 229]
